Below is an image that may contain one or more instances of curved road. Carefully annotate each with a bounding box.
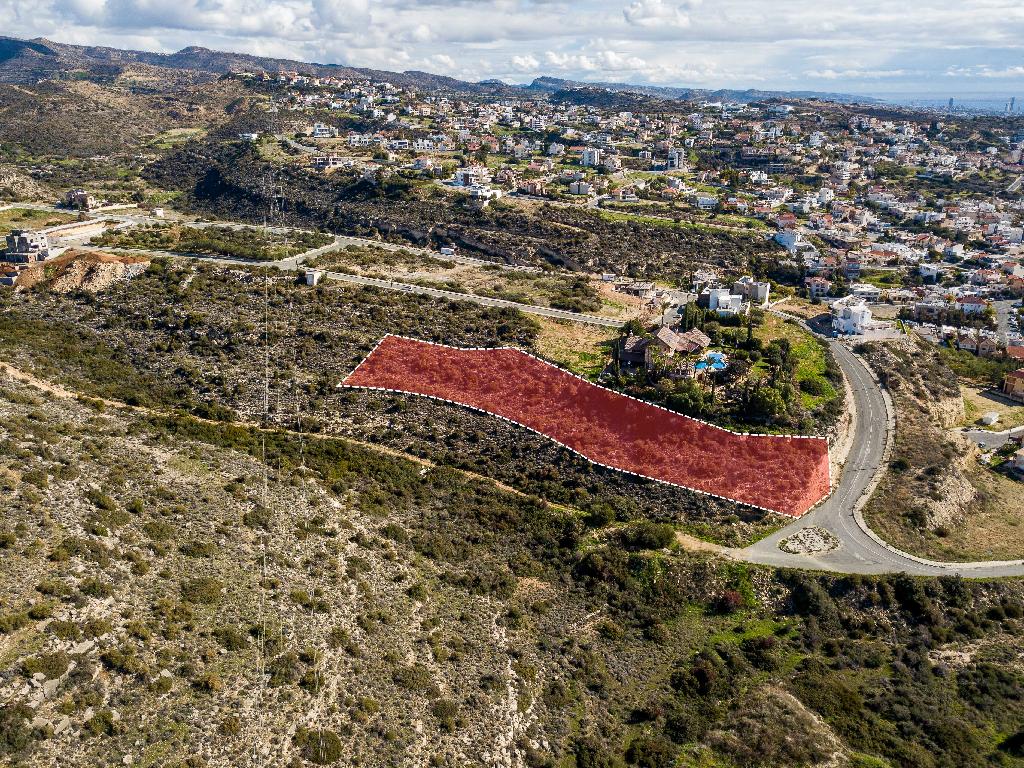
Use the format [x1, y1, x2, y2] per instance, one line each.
[42, 203, 1024, 576]
[737, 338, 1024, 577]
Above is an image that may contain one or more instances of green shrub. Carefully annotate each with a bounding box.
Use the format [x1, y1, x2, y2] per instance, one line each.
[294, 728, 343, 764]
[214, 626, 248, 651]
[180, 577, 223, 604]
[618, 522, 674, 551]
[179, 540, 217, 558]
[83, 709, 116, 737]
[78, 578, 113, 599]
[430, 699, 459, 732]
[22, 652, 69, 680]
[392, 663, 435, 692]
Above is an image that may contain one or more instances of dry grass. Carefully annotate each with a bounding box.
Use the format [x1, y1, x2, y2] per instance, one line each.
[961, 384, 1024, 430]
[532, 317, 616, 378]
[918, 461, 1024, 562]
[773, 299, 829, 321]
[594, 282, 650, 322]
[0, 207, 79, 232]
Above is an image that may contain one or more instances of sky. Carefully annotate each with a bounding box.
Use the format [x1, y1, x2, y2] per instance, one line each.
[3, 0, 1024, 98]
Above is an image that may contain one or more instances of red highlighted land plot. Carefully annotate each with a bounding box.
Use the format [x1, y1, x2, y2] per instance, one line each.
[343, 336, 831, 517]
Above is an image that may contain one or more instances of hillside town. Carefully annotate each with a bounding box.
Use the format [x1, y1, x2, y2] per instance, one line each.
[6, 21, 1024, 768]
[7, 71, 1024, 402]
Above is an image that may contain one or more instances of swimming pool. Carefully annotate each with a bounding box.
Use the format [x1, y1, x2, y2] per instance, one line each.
[694, 352, 728, 372]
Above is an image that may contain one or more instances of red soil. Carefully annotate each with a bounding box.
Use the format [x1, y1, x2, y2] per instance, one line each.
[344, 336, 831, 516]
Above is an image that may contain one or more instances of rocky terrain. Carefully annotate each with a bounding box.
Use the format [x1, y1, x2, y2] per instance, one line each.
[146, 139, 777, 280]
[860, 339, 998, 556]
[2, 262, 1024, 768]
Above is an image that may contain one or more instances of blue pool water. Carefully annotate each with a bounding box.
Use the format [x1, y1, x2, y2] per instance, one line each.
[695, 352, 727, 371]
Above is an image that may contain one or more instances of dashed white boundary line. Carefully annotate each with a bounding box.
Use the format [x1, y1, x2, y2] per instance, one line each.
[340, 334, 834, 519]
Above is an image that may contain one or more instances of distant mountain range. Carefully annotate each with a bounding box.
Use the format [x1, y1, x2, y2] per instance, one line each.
[0, 36, 514, 94]
[523, 76, 879, 105]
[0, 35, 877, 105]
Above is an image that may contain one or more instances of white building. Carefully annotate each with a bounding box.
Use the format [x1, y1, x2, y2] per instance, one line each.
[667, 148, 687, 170]
[310, 122, 338, 139]
[581, 148, 603, 167]
[832, 299, 873, 335]
[453, 166, 491, 187]
[707, 287, 745, 316]
[849, 283, 882, 302]
[774, 230, 804, 253]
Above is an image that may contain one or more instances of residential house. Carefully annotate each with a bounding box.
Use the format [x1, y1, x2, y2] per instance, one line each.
[581, 148, 602, 167]
[805, 276, 832, 298]
[850, 283, 882, 302]
[312, 155, 348, 170]
[618, 281, 657, 299]
[454, 166, 491, 187]
[956, 295, 990, 316]
[700, 287, 745, 316]
[732, 276, 771, 305]
[618, 335, 649, 365]
[64, 188, 98, 211]
[832, 298, 873, 335]
[1005, 369, 1024, 403]
[1013, 449, 1024, 472]
[519, 179, 547, 196]
[649, 327, 712, 368]
[310, 122, 339, 139]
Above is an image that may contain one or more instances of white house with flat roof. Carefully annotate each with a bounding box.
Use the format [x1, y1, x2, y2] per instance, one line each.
[832, 298, 873, 335]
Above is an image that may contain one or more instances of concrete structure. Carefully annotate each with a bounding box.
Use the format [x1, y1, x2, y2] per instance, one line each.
[832, 298, 873, 335]
[312, 155, 349, 170]
[704, 287, 745, 316]
[453, 166, 491, 187]
[580, 148, 602, 167]
[3, 230, 49, 263]
[805, 276, 832, 298]
[64, 188, 97, 211]
[732, 276, 771, 305]
[850, 283, 882, 302]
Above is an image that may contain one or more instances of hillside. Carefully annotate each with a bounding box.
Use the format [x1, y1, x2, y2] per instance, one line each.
[0, 77, 255, 158]
[526, 76, 879, 105]
[0, 36, 513, 95]
[3, 262, 1024, 768]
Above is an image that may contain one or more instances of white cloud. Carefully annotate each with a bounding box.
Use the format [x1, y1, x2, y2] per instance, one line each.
[946, 65, 1024, 79]
[623, 0, 698, 29]
[3, 0, 1024, 93]
[509, 54, 540, 72]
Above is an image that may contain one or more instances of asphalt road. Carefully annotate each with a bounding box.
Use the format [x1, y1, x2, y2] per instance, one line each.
[965, 424, 1024, 450]
[95, 243, 623, 328]
[25, 203, 1024, 576]
[738, 339, 1024, 577]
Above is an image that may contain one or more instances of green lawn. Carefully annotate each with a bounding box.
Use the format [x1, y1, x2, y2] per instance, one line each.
[756, 314, 838, 410]
[859, 269, 903, 289]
